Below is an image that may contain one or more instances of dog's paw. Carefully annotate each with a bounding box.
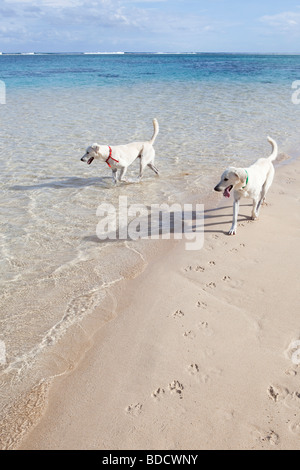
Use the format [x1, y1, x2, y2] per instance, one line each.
[228, 229, 236, 236]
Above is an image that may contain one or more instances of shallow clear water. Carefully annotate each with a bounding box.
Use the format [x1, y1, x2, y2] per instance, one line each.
[0, 53, 300, 446]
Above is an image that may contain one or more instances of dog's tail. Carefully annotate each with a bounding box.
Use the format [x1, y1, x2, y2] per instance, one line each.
[149, 118, 159, 145]
[267, 136, 278, 162]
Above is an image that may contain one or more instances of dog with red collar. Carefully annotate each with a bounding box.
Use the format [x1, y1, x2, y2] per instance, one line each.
[81, 119, 159, 184]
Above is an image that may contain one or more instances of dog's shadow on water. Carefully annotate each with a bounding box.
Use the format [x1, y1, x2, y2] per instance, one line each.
[10, 176, 113, 191]
[10, 175, 142, 191]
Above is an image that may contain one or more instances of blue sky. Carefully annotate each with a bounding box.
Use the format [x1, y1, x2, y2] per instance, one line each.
[1, 0, 300, 53]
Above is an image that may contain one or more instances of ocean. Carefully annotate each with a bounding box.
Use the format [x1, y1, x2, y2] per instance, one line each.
[0, 53, 300, 448]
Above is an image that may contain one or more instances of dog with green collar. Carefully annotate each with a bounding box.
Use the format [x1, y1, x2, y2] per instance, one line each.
[214, 136, 278, 235]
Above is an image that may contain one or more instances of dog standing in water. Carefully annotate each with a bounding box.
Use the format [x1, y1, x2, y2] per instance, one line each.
[81, 119, 159, 184]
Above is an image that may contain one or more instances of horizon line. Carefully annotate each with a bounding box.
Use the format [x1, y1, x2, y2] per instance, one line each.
[1, 51, 300, 56]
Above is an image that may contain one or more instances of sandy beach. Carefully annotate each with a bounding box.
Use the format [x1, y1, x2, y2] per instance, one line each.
[14, 154, 300, 451]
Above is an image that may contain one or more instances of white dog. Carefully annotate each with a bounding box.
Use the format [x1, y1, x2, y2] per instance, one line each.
[81, 119, 159, 183]
[214, 136, 278, 235]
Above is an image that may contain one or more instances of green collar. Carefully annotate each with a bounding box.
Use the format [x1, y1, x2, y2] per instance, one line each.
[242, 170, 249, 189]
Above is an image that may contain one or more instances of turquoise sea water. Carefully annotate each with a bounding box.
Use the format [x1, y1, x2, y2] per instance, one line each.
[0, 53, 300, 448]
[2, 53, 300, 88]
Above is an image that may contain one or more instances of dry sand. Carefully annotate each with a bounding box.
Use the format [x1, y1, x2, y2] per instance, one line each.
[18, 157, 300, 450]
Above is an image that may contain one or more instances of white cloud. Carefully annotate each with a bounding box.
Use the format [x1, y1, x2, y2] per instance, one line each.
[0, 0, 239, 52]
[4, 0, 82, 5]
[259, 11, 300, 32]
[1, 0, 137, 28]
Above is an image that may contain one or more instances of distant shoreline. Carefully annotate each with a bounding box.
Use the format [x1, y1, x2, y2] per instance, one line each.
[1, 52, 300, 56]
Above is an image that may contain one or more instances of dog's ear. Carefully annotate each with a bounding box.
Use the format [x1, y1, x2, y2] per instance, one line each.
[233, 168, 247, 185]
[92, 143, 100, 153]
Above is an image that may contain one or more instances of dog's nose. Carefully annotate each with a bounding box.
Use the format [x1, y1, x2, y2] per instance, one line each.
[214, 185, 220, 192]
[81, 156, 85, 161]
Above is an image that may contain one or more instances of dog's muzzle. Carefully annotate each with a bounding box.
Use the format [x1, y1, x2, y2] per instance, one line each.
[81, 156, 94, 165]
[214, 184, 233, 198]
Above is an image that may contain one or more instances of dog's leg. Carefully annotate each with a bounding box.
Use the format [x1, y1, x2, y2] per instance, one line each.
[255, 193, 266, 217]
[139, 147, 156, 179]
[229, 196, 240, 235]
[251, 199, 259, 220]
[139, 159, 147, 180]
[112, 169, 118, 184]
[119, 167, 128, 182]
[258, 167, 274, 211]
[147, 163, 159, 175]
[256, 200, 263, 216]
[255, 186, 268, 217]
[253, 173, 273, 218]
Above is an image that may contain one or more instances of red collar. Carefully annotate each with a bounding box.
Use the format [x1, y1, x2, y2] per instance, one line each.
[105, 146, 119, 168]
